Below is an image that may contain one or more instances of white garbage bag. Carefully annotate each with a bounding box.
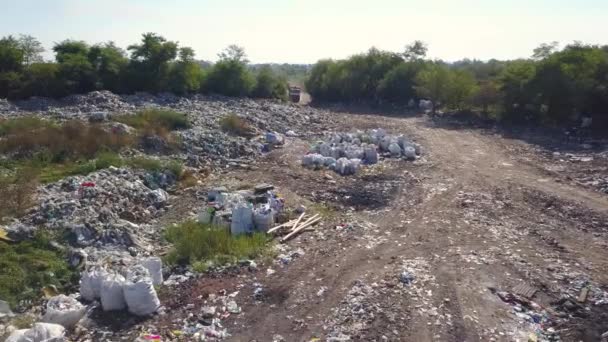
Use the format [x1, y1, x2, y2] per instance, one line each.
[42, 295, 86, 328]
[364, 146, 378, 164]
[323, 157, 337, 167]
[388, 143, 402, 157]
[253, 208, 274, 232]
[80, 268, 109, 301]
[100, 273, 127, 311]
[8, 323, 66, 342]
[319, 143, 332, 157]
[230, 204, 253, 235]
[4, 329, 27, 342]
[140, 257, 163, 286]
[403, 146, 417, 160]
[379, 136, 392, 151]
[123, 273, 160, 316]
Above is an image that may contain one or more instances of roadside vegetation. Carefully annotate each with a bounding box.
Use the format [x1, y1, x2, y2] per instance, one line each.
[0, 34, 288, 100]
[0, 232, 77, 308]
[163, 221, 270, 271]
[305, 41, 608, 130]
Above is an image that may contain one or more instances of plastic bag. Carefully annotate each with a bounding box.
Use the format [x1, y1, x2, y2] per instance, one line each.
[140, 257, 163, 286]
[42, 295, 86, 328]
[253, 208, 274, 232]
[230, 204, 253, 235]
[7, 323, 66, 342]
[403, 146, 416, 160]
[123, 271, 160, 316]
[388, 143, 402, 157]
[100, 273, 127, 311]
[364, 146, 378, 164]
[80, 268, 109, 301]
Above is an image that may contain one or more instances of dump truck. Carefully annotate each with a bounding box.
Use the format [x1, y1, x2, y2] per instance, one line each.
[289, 86, 301, 103]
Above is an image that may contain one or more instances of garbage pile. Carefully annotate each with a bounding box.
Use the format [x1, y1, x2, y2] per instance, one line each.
[197, 184, 284, 235]
[3, 166, 173, 262]
[302, 129, 421, 175]
[1, 90, 335, 167]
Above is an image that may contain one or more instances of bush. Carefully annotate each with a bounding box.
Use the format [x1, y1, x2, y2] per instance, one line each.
[252, 67, 288, 100]
[0, 232, 77, 308]
[204, 60, 255, 97]
[219, 113, 255, 137]
[0, 168, 38, 220]
[164, 221, 268, 266]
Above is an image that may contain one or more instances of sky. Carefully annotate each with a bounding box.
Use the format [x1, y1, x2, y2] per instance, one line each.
[1, 0, 607, 64]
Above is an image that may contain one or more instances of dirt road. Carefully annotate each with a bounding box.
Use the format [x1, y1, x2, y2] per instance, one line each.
[217, 113, 608, 342]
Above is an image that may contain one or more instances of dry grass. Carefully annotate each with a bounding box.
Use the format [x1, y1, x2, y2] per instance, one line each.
[0, 119, 133, 161]
[0, 169, 39, 221]
[219, 113, 255, 137]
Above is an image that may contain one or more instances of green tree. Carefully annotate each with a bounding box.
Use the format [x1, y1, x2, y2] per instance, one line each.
[415, 64, 451, 113]
[127, 33, 178, 92]
[532, 41, 559, 60]
[218, 45, 248, 63]
[377, 61, 424, 103]
[445, 69, 478, 110]
[168, 47, 204, 95]
[88, 42, 128, 92]
[19, 63, 66, 98]
[18, 35, 44, 65]
[205, 60, 254, 97]
[498, 59, 537, 122]
[473, 81, 501, 115]
[252, 66, 288, 100]
[53, 40, 89, 63]
[404, 40, 428, 61]
[0, 36, 24, 72]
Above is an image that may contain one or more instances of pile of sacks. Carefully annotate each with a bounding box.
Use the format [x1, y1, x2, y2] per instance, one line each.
[302, 129, 421, 175]
[198, 184, 284, 235]
[80, 257, 163, 316]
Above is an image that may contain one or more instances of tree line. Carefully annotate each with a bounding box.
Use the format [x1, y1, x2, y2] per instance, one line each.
[305, 41, 608, 128]
[0, 33, 289, 100]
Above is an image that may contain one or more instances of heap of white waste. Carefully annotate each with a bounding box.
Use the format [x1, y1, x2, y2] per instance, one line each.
[302, 129, 421, 175]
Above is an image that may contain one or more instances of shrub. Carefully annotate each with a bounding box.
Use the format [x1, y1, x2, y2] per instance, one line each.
[252, 67, 288, 100]
[204, 60, 255, 97]
[0, 232, 77, 308]
[114, 109, 190, 132]
[94, 151, 124, 169]
[219, 113, 255, 137]
[164, 221, 268, 266]
[0, 168, 38, 220]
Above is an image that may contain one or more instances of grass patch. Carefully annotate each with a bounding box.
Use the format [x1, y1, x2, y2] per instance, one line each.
[114, 109, 190, 132]
[0, 232, 77, 308]
[0, 116, 56, 136]
[219, 113, 255, 137]
[0, 119, 132, 161]
[164, 221, 269, 268]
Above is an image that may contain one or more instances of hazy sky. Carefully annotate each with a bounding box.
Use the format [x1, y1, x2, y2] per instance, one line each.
[1, 0, 607, 63]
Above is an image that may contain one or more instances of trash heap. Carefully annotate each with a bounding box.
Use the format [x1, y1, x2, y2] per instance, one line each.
[197, 184, 284, 235]
[3, 166, 173, 262]
[302, 129, 421, 175]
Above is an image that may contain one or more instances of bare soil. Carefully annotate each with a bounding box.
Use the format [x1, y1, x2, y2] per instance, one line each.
[114, 112, 608, 341]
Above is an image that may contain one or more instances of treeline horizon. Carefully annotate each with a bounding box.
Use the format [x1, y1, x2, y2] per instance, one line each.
[306, 41, 608, 129]
[1, 33, 607, 129]
[0, 33, 290, 101]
